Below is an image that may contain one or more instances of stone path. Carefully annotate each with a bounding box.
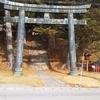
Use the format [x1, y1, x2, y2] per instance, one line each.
[36, 71, 68, 87]
[28, 35, 50, 70]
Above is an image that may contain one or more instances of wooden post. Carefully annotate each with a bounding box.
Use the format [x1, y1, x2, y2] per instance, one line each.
[84, 53, 91, 72]
[86, 60, 88, 71]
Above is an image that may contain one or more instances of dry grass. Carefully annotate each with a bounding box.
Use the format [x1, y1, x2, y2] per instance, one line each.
[0, 67, 44, 87]
[0, 56, 100, 88]
[48, 62, 100, 88]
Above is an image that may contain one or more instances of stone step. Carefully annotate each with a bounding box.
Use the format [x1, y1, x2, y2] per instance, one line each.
[28, 35, 50, 70]
[29, 63, 49, 70]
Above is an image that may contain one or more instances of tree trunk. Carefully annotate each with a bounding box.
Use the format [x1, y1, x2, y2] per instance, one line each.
[48, 34, 56, 49]
[61, 42, 79, 69]
[5, 10, 15, 69]
[61, 51, 70, 69]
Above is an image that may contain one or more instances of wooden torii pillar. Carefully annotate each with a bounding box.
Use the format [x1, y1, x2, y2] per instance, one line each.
[1, 0, 91, 76]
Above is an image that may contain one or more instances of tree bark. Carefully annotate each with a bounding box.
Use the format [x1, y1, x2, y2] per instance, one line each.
[5, 10, 15, 69]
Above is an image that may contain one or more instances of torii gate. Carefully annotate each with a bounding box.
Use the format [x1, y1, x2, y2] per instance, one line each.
[0, 0, 91, 76]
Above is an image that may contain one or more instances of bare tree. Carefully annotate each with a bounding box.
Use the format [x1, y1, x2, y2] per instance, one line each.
[5, 10, 15, 69]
